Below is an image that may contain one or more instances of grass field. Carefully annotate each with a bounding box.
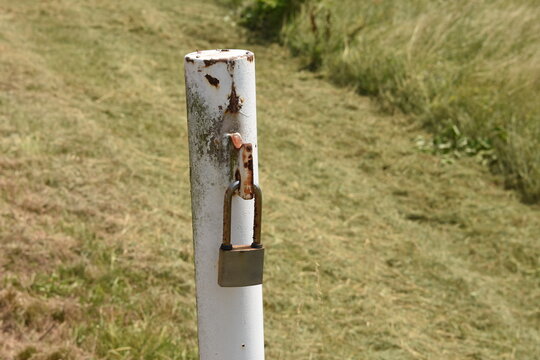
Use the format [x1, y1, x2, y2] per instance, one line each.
[1, 0, 539, 359]
[237, 0, 540, 202]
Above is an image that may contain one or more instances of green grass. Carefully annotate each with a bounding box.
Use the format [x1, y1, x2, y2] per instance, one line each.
[1, 0, 539, 359]
[240, 0, 540, 202]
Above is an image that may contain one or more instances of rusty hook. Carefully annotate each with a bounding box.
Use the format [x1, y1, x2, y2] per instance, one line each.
[228, 133, 254, 200]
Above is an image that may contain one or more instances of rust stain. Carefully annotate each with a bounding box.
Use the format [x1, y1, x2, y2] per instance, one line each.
[229, 133, 244, 149]
[228, 133, 254, 200]
[203, 59, 218, 66]
[205, 74, 220, 87]
[185, 57, 195, 63]
[200, 55, 243, 69]
[240, 144, 254, 199]
[226, 82, 242, 113]
[246, 53, 254, 62]
[203, 58, 232, 67]
[227, 60, 235, 73]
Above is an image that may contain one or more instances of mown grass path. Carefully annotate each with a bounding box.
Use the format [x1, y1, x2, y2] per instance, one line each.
[1, 0, 539, 359]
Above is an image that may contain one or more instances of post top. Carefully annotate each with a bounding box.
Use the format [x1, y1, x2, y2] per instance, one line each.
[185, 49, 254, 64]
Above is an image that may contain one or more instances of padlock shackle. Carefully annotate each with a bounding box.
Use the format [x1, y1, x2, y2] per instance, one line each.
[221, 180, 263, 250]
[251, 183, 263, 248]
[221, 181, 239, 250]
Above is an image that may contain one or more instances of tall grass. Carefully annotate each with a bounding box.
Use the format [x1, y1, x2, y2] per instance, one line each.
[244, 0, 540, 202]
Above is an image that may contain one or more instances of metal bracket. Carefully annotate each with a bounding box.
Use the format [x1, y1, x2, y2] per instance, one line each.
[228, 133, 254, 200]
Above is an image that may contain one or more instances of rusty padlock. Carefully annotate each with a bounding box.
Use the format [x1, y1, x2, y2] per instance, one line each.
[218, 180, 264, 287]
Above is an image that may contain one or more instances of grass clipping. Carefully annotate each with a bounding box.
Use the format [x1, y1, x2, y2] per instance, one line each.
[281, 0, 540, 203]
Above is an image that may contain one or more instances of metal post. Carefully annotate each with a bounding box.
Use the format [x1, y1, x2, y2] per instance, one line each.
[184, 49, 264, 360]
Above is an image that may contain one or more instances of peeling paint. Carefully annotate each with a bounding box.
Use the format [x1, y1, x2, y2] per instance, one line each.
[205, 74, 220, 87]
[203, 59, 221, 67]
[226, 82, 242, 114]
[185, 87, 239, 165]
[227, 60, 235, 73]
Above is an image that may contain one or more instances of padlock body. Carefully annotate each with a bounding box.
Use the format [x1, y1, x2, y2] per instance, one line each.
[218, 245, 264, 287]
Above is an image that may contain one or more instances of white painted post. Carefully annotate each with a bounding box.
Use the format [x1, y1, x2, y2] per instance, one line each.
[184, 49, 264, 360]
